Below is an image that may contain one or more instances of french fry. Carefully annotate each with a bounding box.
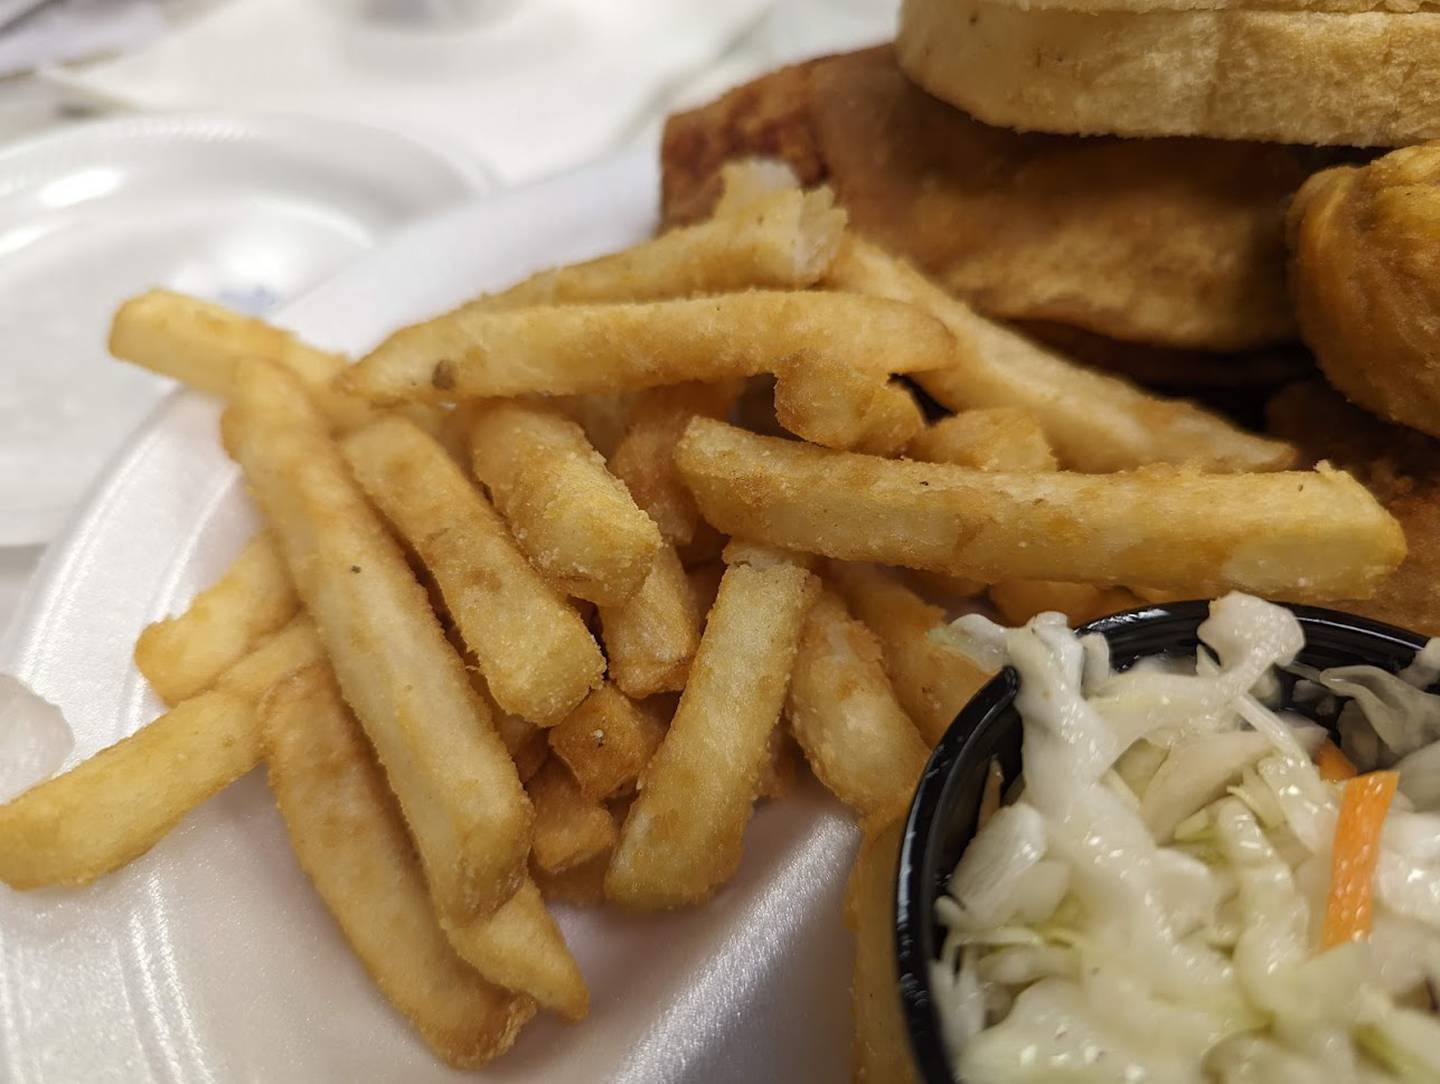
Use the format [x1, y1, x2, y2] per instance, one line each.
[463, 185, 844, 309]
[548, 684, 668, 802]
[787, 590, 930, 817]
[469, 401, 663, 606]
[554, 392, 639, 461]
[598, 547, 700, 698]
[134, 531, 298, 704]
[258, 667, 542, 1061]
[722, 538, 817, 572]
[0, 690, 254, 889]
[675, 419, 1405, 602]
[533, 853, 610, 909]
[989, 580, 1141, 626]
[757, 729, 800, 801]
[686, 561, 725, 620]
[527, 760, 620, 876]
[486, 690, 550, 785]
[341, 292, 956, 403]
[712, 158, 803, 219]
[226, 360, 531, 920]
[773, 357, 925, 455]
[109, 289, 372, 431]
[606, 557, 818, 908]
[828, 562, 990, 748]
[908, 569, 986, 603]
[908, 408, 1058, 472]
[847, 815, 921, 1084]
[0, 615, 322, 889]
[824, 237, 1296, 473]
[609, 381, 741, 546]
[342, 415, 605, 725]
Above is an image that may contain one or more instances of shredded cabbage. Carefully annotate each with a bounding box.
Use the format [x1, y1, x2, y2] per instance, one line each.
[929, 594, 1440, 1083]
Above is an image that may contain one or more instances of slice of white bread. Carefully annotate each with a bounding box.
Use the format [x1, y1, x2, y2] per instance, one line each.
[898, 0, 1440, 146]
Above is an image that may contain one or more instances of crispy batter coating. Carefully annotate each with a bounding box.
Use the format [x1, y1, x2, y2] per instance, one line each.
[1289, 144, 1440, 439]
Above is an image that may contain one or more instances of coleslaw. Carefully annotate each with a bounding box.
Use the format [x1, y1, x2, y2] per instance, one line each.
[929, 593, 1440, 1083]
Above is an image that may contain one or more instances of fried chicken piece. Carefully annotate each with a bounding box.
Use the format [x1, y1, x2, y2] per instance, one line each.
[1289, 143, 1440, 439]
[663, 47, 1323, 351]
[1268, 382, 1440, 636]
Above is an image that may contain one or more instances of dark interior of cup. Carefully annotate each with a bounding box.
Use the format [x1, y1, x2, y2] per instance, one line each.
[894, 600, 1433, 1084]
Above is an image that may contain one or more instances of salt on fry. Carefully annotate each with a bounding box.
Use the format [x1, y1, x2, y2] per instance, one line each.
[606, 557, 818, 908]
[134, 531, 298, 704]
[547, 683, 667, 801]
[469, 400, 663, 606]
[527, 760, 620, 876]
[609, 381, 741, 546]
[227, 360, 531, 920]
[773, 357, 924, 455]
[259, 667, 544, 1061]
[824, 237, 1296, 473]
[342, 291, 956, 403]
[787, 589, 930, 817]
[675, 419, 1405, 603]
[342, 415, 604, 725]
[828, 562, 990, 748]
[908, 408, 1058, 472]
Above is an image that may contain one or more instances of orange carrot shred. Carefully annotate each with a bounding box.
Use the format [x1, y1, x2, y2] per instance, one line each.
[1316, 740, 1358, 782]
[1321, 770, 1398, 950]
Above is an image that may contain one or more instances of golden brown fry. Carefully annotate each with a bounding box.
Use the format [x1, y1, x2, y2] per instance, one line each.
[0, 690, 254, 889]
[533, 853, 610, 909]
[721, 537, 818, 572]
[989, 580, 1141, 626]
[486, 690, 549, 785]
[609, 381, 741, 546]
[847, 815, 921, 1084]
[468, 400, 663, 606]
[908, 569, 986, 603]
[829, 562, 991, 748]
[606, 558, 818, 908]
[527, 760, 619, 876]
[773, 358, 924, 455]
[757, 729, 800, 801]
[712, 158, 803, 218]
[342, 292, 955, 403]
[547, 684, 667, 802]
[825, 237, 1296, 473]
[109, 289, 371, 430]
[227, 360, 531, 920]
[342, 415, 604, 725]
[908, 408, 1058, 472]
[598, 547, 700, 699]
[676, 419, 1405, 602]
[787, 589, 929, 817]
[134, 531, 298, 704]
[258, 667, 540, 1061]
[212, 616, 324, 700]
[553, 392, 639, 461]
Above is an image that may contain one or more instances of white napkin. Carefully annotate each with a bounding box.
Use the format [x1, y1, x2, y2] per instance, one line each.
[42, 0, 774, 185]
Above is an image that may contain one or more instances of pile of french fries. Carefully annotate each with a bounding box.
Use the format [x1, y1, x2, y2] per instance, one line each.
[0, 162, 1407, 1073]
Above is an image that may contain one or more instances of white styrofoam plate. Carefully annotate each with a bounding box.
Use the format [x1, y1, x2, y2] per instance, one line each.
[0, 150, 860, 1083]
[0, 112, 489, 547]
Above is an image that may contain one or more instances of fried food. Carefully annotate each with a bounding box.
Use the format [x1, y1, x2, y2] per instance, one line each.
[662, 48, 1316, 350]
[468, 401, 663, 606]
[847, 815, 921, 1084]
[547, 684, 667, 802]
[786, 589, 929, 817]
[1269, 382, 1440, 637]
[606, 556, 818, 909]
[341, 414, 604, 725]
[675, 418, 1405, 602]
[527, 760, 620, 876]
[343, 291, 954, 404]
[907, 409, 1057, 473]
[226, 360, 531, 921]
[1289, 144, 1440, 439]
[597, 547, 701, 698]
[828, 562, 990, 747]
[773, 359, 925, 456]
[134, 531, 298, 704]
[259, 667, 540, 1063]
[608, 381, 742, 546]
[899, 0, 1440, 148]
[989, 580, 1142, 626]
[827, 235, 1296, 473]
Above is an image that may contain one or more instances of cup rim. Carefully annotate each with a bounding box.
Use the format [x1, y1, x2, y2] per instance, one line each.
[893, 599, 1431, 1083]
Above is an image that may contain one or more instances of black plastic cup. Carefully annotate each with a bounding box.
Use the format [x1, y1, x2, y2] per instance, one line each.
[894, 600, 1432, 1083]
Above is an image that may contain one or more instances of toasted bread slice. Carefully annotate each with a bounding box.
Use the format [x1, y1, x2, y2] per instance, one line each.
[899, 0, 1440, 147]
